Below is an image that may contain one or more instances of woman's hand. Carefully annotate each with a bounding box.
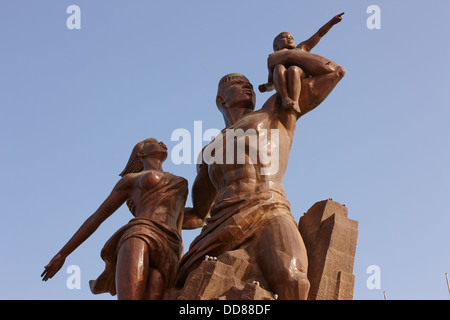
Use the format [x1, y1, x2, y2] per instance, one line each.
[182, 207, 206, 230]
[41, 253, 66, 281]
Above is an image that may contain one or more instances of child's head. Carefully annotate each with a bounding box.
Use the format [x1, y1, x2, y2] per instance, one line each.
[273, 32, 296, 51]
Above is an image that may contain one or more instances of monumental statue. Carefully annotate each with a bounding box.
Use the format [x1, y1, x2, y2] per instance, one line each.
[177, 13, 346, 300]
[42, 13, 355, 300]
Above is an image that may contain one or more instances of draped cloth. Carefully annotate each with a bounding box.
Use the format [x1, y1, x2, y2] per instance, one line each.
[89, 218, 182, 296]
[175, 189, 293, 287]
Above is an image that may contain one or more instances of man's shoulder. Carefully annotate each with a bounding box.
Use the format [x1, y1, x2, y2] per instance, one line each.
[259, 94, 282, 116]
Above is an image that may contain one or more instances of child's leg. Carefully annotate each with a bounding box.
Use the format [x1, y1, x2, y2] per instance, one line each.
[286, 66, 305, 113]
[273, 64, 296, 109]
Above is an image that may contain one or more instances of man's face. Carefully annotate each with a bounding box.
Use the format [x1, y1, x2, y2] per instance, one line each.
[218, 78, 256, 111]
[274, 32, 295, 50]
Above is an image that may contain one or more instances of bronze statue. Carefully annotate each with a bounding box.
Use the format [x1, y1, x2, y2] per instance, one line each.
[178, 15, 346, 300]
[41, 138, 188, 300]
[259, 12, 344, 113]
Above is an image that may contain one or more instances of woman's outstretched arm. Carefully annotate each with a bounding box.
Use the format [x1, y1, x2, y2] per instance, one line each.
[41, 175, 134, 281]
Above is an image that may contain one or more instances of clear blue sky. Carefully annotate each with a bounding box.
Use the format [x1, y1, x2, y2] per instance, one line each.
[1, 0, 449, 300]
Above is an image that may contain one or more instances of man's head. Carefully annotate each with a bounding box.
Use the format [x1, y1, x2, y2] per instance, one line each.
[273, 32, 296, 51]
[216, 73, 256, 117]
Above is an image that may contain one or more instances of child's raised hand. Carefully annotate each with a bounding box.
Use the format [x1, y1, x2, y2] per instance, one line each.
[259, 83, 268, 93]
[259, 83, 274, 93]
[332, 12, 345, 24]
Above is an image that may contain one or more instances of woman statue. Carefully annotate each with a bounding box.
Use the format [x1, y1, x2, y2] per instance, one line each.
[41, 138, 188, 300]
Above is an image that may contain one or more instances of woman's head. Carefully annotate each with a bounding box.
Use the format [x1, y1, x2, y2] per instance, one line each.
[119, 138, 168, 177]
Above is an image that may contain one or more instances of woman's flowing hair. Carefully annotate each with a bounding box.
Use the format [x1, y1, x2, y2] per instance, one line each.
[118, 138, 158, 214]
[119, 138, 158, 177]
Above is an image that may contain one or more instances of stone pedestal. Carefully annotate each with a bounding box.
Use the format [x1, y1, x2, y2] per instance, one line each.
[298, 199, 358, 300]
[168, 199, 358, 300]
[165, 249, 276, 300]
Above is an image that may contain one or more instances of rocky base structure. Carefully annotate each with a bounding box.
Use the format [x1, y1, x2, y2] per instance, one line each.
[165, 249, 276, 300]
[298, 199, 358, 300]
[167, 199, 358, 300]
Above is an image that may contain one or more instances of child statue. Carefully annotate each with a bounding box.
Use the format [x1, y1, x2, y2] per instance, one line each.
[259, 12, 344, 113]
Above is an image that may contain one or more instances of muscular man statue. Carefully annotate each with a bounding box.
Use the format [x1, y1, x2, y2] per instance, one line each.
[178, 42, 345, 299]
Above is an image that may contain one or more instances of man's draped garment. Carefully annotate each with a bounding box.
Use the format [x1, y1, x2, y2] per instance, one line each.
[176, 188, 296, 287]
